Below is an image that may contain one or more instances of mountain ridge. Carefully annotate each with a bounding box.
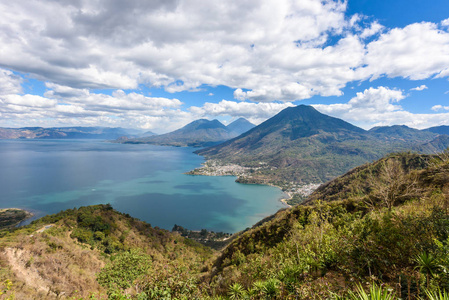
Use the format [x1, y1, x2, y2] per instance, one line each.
[121, 118, 255, 147]
[0, 126, 143, 140]
[193, 105, 449, 197]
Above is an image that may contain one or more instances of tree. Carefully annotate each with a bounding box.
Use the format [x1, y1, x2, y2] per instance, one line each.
[365, 159, 420, 210]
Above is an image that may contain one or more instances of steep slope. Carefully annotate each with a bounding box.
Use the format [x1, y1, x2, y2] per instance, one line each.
[413, 134, 449, 154]
[0, 204, 213, 299]
[226, 118, 256, 136]
[305, 152, 431, 204]
[207, 151, 449, 297]
[122, 119, 237, 147]
[200, 105, 366, 155]
[195, 105, 402, 184]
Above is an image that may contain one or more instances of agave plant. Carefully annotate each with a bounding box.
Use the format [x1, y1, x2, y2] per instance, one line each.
[346, 283, 394, 300]
[262, 278, 281, 299]
[228, 282, 246, 300]
[251, 280, 266, 298]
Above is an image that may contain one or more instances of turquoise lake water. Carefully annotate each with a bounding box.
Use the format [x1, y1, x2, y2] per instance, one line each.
[0, 139, 286, 233]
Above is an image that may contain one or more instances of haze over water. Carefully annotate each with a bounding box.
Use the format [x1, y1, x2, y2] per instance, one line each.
[0, 139, 286, 233]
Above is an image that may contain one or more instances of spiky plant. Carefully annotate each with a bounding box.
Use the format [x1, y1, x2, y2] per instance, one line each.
[262, 278, 281, 299]
[228, 282, 245, 300]
[347, 283, 394, 300]
[251, 280, 265, 299]
[415, 252, 439, 289]
[421, 288, 449, 300]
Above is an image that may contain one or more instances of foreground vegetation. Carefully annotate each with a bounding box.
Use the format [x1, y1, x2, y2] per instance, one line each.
[1, 151, 449, 298]
[0, 204, 213, 299]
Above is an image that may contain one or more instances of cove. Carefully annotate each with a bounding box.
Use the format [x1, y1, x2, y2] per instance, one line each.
[0, 139, 287, 233]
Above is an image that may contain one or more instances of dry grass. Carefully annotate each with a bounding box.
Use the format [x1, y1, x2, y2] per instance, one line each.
[0, 225, 106, 299]
[0, 205, 214, 299]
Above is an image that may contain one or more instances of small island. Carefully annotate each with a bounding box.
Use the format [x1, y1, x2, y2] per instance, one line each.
[0, 208, 33, 229]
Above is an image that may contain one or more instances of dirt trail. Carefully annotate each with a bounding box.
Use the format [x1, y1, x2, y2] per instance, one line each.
[3, 247, 50, 294]
[35, 224, 54, 233]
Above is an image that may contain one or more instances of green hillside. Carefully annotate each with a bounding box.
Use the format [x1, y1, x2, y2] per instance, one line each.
[195, 105, 441, 186]
[369, 125, 438, 145]
[0, 204, 213, 299]
[2, 152, 449, 299]
[206, 151, 449, 299]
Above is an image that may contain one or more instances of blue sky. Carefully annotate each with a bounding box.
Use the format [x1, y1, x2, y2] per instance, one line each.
[0, 0, 448, 133]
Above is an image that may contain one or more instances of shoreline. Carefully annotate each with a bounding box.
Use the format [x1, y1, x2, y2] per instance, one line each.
[187, 160, 320, 207]
[279, 191, 293, 208]
[0, 208, 34, 229]
[265, 183, 292, 208]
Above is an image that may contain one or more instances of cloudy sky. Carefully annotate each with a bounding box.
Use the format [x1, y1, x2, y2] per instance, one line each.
[0, 0, 449, 133]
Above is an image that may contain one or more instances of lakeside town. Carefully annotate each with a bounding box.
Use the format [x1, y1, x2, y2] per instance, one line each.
[187, 160, 321, 206]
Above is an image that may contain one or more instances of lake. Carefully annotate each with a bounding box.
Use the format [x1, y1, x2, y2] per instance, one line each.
[0, 139, 287, 233]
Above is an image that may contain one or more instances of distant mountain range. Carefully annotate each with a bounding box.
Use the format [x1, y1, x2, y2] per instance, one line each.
[196, 105, 449, 184]
[368, 125, 438, 145]
[0, 127, 145, 140]
[120, 118, 255, 147]
[2, 107, 449, 186]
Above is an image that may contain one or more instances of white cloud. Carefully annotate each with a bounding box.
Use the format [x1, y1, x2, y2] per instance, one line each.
[0, 0, 358, 102]
[1, 1, 449, 104]
[360, 21, 384, 39]
[44, 83, 90, 98]
[362, 22, 449, 81]
[0, 84, 190, 132]
[1, 2, 449, 129]
[410, 85, 428, 91]
[432, 105, 449, 111]
[0, 69, 22, 95]
[0, 94, 57, 108]
[312, 86, 449, 129]
[442, 18, 449, 27]
[190, 100, 294, 124]
[313, 86, 408, 128]
[348, 86, 405, 112]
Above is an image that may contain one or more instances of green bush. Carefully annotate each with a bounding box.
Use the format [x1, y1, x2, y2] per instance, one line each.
[97, 250, 152, 293]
